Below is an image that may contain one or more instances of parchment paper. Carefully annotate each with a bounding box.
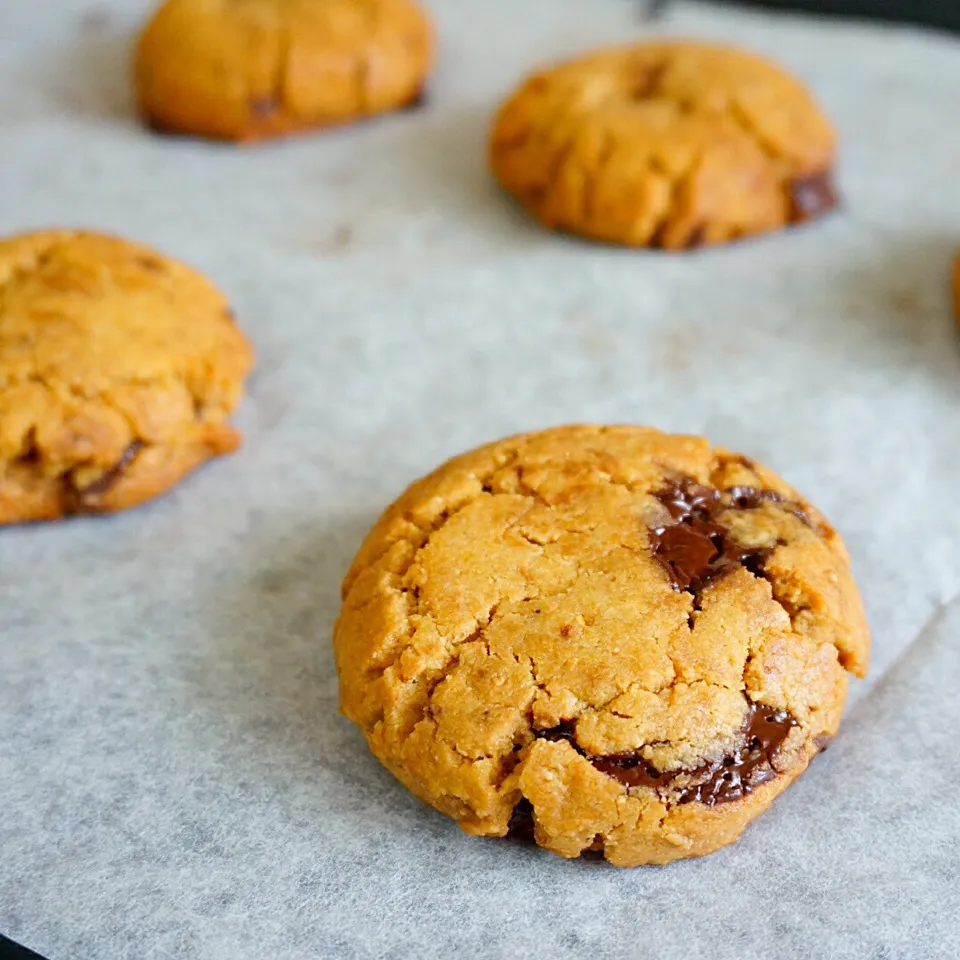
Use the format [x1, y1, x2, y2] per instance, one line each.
[2, 1, 960, 957]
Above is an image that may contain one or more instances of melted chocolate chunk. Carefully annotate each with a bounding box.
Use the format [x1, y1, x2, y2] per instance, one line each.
[539, 721, 577, 744]
[676, 702, 797, 805]
[727, 486, 816, 529]
[580, 845, 607, 861]
[508, 701, 798, 854]
[401, 87, 428, 112]
[789, 171, 839, 222]
[539, 702, 798, 808]
[18, 439, 42, 466]
[507, 798, 535, 843]
[813, 733, 834, 753]
[78, 440, 144, 499]
[649, 478, 818, 597]
[650, 481, 772, 595]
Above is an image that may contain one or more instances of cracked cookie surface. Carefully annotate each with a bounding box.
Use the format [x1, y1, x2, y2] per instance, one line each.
[135, 0, 434, 143]
[0, 230, 254, 524]
[335, 425, 869, 866]
[489, 42, 837, 248]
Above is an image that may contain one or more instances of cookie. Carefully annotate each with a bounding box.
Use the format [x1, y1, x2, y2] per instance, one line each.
[0, 230, 254, 525]
[490, 42, 838, 249]
[135, 0, 435, 143]
[335, 425, 869, 866]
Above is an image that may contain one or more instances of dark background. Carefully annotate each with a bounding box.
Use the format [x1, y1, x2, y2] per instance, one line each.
[713, 0, 960, 32]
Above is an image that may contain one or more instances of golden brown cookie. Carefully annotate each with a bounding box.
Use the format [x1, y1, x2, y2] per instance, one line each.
[490, 42, 838, 249]
[135, 0, 435, 143]
[0, 230, 254, 525]
[335, 425, 869, 867]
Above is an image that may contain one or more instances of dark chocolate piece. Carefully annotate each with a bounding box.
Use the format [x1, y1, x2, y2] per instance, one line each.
[649, 478, 818, 597]
[18, 430, 41, 466]
[789, 171, 838, 222]
[537, 701, 798, 807]
[78, 440, 144, 499]
[593, 702, 797, 805]
[650, 481, 773, 596]
[539, 721, 576, 744]
[507, 798, 535, 843]
[506, 700, 800, 856]
[727, 485, 817, 530]
[400, 87, 428, 112]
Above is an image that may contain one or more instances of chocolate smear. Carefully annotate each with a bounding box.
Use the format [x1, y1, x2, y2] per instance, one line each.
[507, 798, 535, 843]
[537, 702, 798, 807]
[78, 440, 144, 499]
[789, 171, 839, 222]
[592, 702, 798, 805]
[649, 479, 818, 597]
[650, 481, 772, 596]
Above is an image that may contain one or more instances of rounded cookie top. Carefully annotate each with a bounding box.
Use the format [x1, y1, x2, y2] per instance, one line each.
[135, 0, 434, 142]
[0, 230, 254, 524]
[335, 425, 869, 867]
[490, 41, 837, 249]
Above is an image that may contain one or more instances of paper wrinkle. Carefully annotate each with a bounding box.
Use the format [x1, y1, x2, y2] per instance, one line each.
[845, 592, 960, 725]
[2, 1, 960, 958]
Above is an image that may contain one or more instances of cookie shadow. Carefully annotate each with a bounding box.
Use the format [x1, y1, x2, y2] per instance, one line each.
[193, 511, 428, 825]
[41, 15, 138, 126]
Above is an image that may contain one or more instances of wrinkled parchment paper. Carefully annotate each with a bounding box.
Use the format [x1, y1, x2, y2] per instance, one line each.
[2, 1, 960, 957]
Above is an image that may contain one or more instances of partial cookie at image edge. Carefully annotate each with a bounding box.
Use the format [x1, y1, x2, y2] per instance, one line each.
[0, 229, 254, 525]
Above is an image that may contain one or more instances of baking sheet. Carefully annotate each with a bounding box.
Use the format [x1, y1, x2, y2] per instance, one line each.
[2, 1, 960, 957]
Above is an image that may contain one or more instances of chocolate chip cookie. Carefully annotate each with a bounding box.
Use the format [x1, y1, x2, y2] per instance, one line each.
[135, 0, 434, 143]
[489, 42, 838, 249]
[0, 230, 254, 525]
[335, 426, 869, 866]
